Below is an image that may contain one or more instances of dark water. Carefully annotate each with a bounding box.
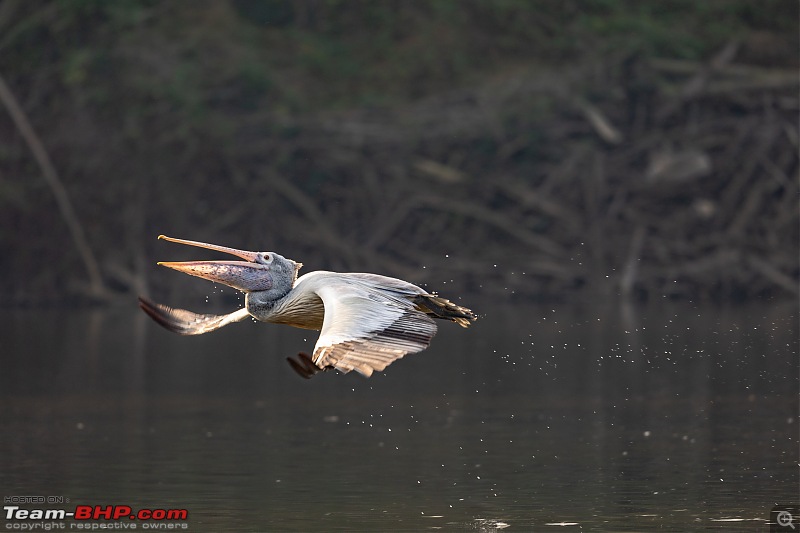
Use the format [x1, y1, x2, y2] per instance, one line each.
[1, 298, 797, 532]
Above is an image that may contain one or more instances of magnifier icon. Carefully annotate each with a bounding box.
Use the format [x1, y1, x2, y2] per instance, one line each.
[777, 510, 796, 530]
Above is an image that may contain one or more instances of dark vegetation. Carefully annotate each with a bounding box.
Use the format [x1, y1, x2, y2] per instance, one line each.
[0, 0, 797, 305]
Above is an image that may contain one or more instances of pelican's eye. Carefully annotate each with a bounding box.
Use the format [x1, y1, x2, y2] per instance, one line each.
[258, 253, 272, 264]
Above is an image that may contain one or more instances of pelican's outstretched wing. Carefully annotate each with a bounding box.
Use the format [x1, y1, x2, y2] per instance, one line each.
[285, 272, 438, 377]
[138, 296, 251, 335]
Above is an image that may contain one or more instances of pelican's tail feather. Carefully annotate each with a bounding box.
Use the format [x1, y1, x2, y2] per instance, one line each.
[414, 294, 477, 328]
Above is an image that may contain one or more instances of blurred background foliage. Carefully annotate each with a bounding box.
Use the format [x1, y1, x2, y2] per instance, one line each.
[0, 0, 797, 304]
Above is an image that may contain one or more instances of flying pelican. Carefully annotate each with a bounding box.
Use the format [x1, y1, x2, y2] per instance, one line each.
[139, 235, 477, 378]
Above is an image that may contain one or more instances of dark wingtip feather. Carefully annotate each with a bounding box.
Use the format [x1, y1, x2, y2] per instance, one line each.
[138, 295, 216, 335]
[138, 296, 184, 334]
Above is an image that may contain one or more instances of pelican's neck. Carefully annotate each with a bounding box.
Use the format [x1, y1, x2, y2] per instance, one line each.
[245, 287, 291, 321]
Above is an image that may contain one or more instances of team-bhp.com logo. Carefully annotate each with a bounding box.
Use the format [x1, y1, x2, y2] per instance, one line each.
[4, 503, 189, 529]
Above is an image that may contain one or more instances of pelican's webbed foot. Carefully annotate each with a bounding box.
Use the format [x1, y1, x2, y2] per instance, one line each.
[287, 352, 333, 379]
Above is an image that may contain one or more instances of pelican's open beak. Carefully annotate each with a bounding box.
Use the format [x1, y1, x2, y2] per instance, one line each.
[156, 235, 274, 292]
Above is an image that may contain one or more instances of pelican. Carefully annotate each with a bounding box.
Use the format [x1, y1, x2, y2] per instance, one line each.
[139, 235, 477, 378]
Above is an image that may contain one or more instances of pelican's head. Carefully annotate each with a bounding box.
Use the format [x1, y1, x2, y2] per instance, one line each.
[156, 235, 302, 297]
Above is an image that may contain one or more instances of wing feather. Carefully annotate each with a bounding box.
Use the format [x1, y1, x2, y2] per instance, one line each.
[306, 275, 437, 377]
[138, 296, 251, 335]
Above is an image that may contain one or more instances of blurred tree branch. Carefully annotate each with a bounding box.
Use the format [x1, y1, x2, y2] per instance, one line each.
[0, 73, 106, 298]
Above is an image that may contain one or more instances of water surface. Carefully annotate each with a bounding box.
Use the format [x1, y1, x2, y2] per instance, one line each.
[1, 298, 797, 531]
